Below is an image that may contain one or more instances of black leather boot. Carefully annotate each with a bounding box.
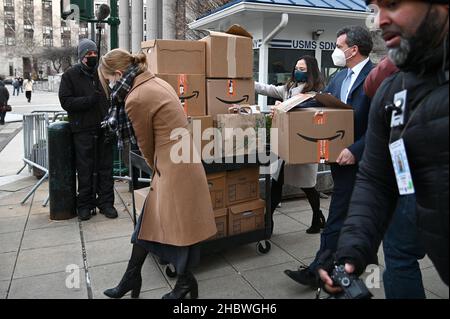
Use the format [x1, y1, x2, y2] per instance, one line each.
[162, 271, 198, 299]
[306, 210, 325, 234]
[100, 206, 118, 219]
[78, 208, 93, 221]
[104, 244, 147, 299]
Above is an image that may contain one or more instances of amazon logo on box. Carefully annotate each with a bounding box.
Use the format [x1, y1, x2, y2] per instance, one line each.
[156, 74, 206, 116]
[272, 94, 354, 164]
[206, 79, 255, 118]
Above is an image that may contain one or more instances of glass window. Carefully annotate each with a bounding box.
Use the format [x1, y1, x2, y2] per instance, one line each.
[268, 48, 315, 86]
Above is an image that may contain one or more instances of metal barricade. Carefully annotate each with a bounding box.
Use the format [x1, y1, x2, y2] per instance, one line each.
[17, 111, 68, 206]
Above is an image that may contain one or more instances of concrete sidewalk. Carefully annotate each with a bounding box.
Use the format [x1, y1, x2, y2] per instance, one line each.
[0, 124, 448, 299]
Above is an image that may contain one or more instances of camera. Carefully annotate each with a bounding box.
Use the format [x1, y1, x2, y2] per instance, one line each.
[329, 265, 373, 299]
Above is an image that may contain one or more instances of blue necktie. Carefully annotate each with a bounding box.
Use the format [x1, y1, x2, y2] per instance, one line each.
[340, 69, 354, 103]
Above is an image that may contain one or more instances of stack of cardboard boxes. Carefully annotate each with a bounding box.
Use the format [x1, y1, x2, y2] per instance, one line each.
[135, 26, 265, 240]
[201, 26, 255, 118]
[206, 167, 265, 239]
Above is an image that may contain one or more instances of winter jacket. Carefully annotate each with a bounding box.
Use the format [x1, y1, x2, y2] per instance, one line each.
[0, 81, 9, 107]
[335, 69, 449, 285]
[59, 64, 109, 133]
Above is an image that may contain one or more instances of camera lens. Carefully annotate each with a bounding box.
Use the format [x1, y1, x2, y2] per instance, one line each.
[341, 277, 351, 287]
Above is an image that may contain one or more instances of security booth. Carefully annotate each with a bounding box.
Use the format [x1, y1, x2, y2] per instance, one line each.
[188, 0, 370, 110]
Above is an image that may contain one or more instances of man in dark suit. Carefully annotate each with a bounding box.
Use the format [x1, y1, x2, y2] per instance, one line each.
[284, 25, 374, 287]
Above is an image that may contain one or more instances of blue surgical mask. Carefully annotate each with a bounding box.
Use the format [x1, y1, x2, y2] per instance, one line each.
[294, 70, 308, 83]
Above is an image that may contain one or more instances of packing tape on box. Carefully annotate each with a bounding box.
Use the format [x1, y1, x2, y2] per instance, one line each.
[178, 74, 188, 115]
[227, 37, 237, 78]
[314, 111, 330, 163]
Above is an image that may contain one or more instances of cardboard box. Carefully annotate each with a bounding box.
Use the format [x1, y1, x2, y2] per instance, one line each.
[228, 199, 265, 236]
[157, 74, 206, 116]
[272, 93, 354, 164]
[201, 25, 253, 79]
[207, 79, 255, 118]
[142, 40, 205, 75]
[215, 113, 266, 158]
[187, 115, 214, 160]
[226, 167, 260, 206]
[210, 208, 228, 239]
[134, 187, 150, 216]
[207, 172, 226, 210]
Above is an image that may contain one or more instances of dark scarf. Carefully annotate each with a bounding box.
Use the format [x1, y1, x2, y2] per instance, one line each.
[106, 64, 141, 149]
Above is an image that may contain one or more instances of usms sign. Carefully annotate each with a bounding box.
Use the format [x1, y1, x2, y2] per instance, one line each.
[253, 39, 337, 50]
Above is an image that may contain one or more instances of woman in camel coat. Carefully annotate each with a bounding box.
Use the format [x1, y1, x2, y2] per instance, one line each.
[98, 49, 216, 300]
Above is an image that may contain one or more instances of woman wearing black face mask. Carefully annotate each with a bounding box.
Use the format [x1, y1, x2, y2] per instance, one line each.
[255, 55, 326, 234]
[58, 38, 118, 221]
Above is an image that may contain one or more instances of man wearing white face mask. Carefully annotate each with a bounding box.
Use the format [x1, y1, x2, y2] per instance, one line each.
[285, 25, 374, 288]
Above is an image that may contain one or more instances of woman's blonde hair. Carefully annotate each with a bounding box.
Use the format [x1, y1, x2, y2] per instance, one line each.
[98, 48, 148, 95]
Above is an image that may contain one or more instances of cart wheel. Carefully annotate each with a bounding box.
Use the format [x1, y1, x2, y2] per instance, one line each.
[256, 241, 271, 255]
[165, 265, 177, 278]
[157, 257, 169, 266]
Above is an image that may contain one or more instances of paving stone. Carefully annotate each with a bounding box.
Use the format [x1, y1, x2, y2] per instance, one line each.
[272, 213, 307, 236]
[192, 254, 236, 281]
[0, 280, 9, 299]
[270, 231, 321, 261]
[0, 201, 31, 218]
[197, 274, 261, 299]
[0, 231, 22, 253]
[14, 243, 83, 279]
[0, 215, 27, 234]
[82, 218, 134, 242]
[222, 242, 296, 273]
[0, 252, 16, 281]
[84, 236, 132, 267]
[26, 213, 77, 230]
[242, 261, 318, 299]
[21, 224, 80, 250]
[421, 267, 449, 299]
[139, 287, 172, 299]
[8, 271, 87, 299]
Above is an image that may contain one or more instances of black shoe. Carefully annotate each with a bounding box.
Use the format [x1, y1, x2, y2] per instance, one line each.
[78, 208, 93, 221]
[284, 267, 319, 288]
[103, 266, 142, 299]
[306, 210, 326, 234]
[162, 272, 198, 299]
[104, 244, 147, 299]
[100, 206, 118, 219]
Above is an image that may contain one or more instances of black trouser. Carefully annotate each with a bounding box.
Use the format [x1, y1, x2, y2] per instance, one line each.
[0, 111, 6, 124]
[310, 164, 358, 271]
[26, 91, 32, 102]
[72, 130, 114, 211]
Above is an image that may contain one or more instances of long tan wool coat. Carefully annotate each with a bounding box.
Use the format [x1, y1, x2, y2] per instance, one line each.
[125, 71, 217, 246]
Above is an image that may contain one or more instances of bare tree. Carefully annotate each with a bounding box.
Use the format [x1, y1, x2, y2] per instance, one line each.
[39, 47, 77, 74]
[173, 0, 232, 40]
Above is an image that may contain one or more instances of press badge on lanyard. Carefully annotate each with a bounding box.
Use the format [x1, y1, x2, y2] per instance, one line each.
[389, 90, 415, 195]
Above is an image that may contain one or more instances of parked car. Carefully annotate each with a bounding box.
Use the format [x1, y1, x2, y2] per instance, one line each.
[2, 78, 13, 85]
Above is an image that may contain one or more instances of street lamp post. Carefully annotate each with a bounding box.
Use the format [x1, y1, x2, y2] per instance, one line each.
[108, 0, 119, 50]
